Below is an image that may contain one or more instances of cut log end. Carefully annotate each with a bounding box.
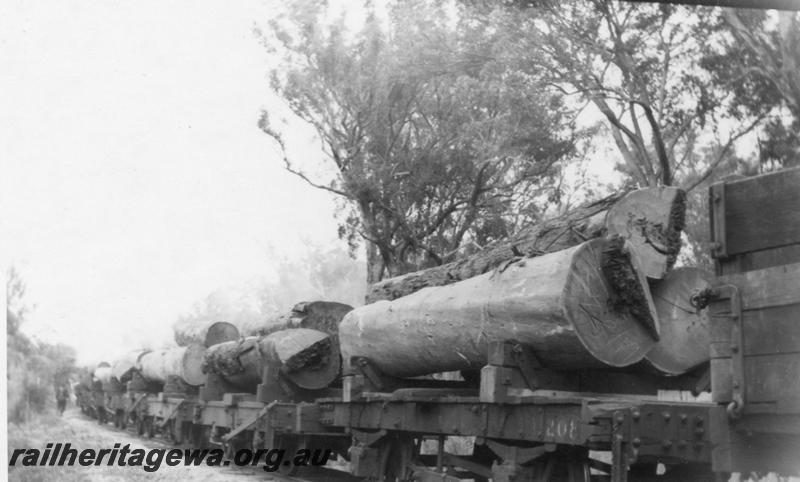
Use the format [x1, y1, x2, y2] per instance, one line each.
[262, 329, 341, 390]
[601, 236, 660, 340]
[564, 237, 660, 368]
[645, 267, 712, 375]
[181, 344, 208, 386]
[204, 322, 240, 347]
[605, 186, 686, 280]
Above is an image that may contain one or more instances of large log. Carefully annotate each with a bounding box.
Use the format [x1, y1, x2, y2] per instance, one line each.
[341, 237, 659, 378]
[249, 301, 354, 336]
[366, 187, 685, 303]
[137, 345, 206, 386]
[202, 328, 340, 391]
[111, 349, 150, 383]
[644, 267, 712, 375]
[172, 320, 240, 347]
[605, 187, 686, 280]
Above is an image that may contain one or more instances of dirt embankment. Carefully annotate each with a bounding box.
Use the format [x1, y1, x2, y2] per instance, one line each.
[7, 409, 278, 482]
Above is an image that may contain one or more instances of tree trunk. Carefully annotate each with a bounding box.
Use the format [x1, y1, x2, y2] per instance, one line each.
[202, 328, 340, 391]
[644, 267, 712, 375]
[137, 345, 207, 386]
[111, 349, 149, 383]
[172, 320, 240, 348]
[341, 237, 659, 379]
[365, 187, 685, 303]
[247, 301, 353, 337]
[605, 186, 686, 280]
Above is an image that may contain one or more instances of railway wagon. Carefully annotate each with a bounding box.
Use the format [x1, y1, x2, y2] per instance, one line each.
[81, 166, 800, 481]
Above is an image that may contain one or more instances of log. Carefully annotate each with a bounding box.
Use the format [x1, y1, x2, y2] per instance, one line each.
[644, 267, 712, 375]
[605, 186, 686, 280]
[137, 345, 207, 386]
[94, 363, 112, 383]
[111, 349, 150, 383]
[365, 187, 685, 303]
[202, 328, 340, 391]
[172, 320, 240, 347]
[340, 237, 660, 378]
[250, 301, 354, 336]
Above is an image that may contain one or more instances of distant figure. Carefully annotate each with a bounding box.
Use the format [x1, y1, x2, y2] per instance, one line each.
[56, 385, 69, 415]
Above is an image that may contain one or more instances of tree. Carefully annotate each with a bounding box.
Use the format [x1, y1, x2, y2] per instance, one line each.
[259, 0, 580, 282]
[7, 267, 77, 422]
[701, 9, 800, 171]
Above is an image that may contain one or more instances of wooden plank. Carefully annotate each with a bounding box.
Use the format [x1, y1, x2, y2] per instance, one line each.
[720, 167, 800, 256]
[744, 353, 800, 405]
[720, 244, 800, 276]
[742, 303, 800, 356]
[718, 261, 800, 310]
[710, 407, 800, 474]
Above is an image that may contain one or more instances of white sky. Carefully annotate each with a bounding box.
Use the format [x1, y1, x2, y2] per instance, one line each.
[1, 0, 344, 364]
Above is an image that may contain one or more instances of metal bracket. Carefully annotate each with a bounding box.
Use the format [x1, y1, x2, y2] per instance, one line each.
[709, 182, 728, 259]
[711, 284, 745, 418]
[158, 399, 186, 428]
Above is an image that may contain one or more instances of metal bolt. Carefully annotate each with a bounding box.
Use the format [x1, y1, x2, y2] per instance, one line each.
[731, 344, 739, 353]
[662, 440, 673, 450]
[616, 412, 625, 423]
[662, 412, 671, 422]
[678, 440, 688, 449]
[680, 413, 688, 423]
[732, 381, 739, 389]
[632, 410, 640, 421]
[694, 427, 705, 437]
[695, 416, 704, 426]
[632, 438, 641, 448]
[470, 405, 479, 414]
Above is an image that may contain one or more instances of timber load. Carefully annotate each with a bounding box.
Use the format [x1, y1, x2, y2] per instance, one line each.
[202, 328, 340, 391]
[172, 320, 240, 348]
[644, 267, 712, 375]
[111, 349, 149, 383]
[136, 345, 206, 386]
[366, 186, 685, 303]
[340, 237, 660, 379]
[249, 301, 354, 337]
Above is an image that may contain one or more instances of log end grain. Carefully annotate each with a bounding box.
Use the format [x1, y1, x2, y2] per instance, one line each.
[645, 267, 712, 375]
[564, 237, 660, 367]
[204, 322, 240, 347]
[605, 186, 686, 280]
[181, 344, 208, 386]
[260, 329, 341, 390]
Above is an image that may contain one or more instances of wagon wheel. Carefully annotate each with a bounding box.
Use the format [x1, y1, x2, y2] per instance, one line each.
[135, 414, 145, 435]
[531, 448, 591, 482]
[168, 420, 184, 445]
[144, 416, 156, 438]
[378, 436, 415, 482]
[275, 435, 302, 476]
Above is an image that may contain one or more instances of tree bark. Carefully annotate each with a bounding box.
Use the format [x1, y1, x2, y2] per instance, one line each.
[365, 187, 685, 303]
[247, 301, 353, 337]
[605, 186, 686, 280]
[137, 345, 207, 386]
[202, 328, 340, 391]
[644, 267, 712, 375]
[341, 237, 659, 378]
[172, 320, 240, 348]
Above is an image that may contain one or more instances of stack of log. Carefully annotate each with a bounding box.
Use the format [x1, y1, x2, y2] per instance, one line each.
[202, 328, 341, 392]
[339, 187, 712, 379]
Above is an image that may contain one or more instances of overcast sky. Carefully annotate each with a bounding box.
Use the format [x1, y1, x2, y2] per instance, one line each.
[1, 0, 346, 364]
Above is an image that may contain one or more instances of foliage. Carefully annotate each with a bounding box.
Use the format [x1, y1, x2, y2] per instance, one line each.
[701, 9, 800, 172]
[7, 267, 77, 423]
[175, 243, 366, 336]
[259, 0, 581, 281]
